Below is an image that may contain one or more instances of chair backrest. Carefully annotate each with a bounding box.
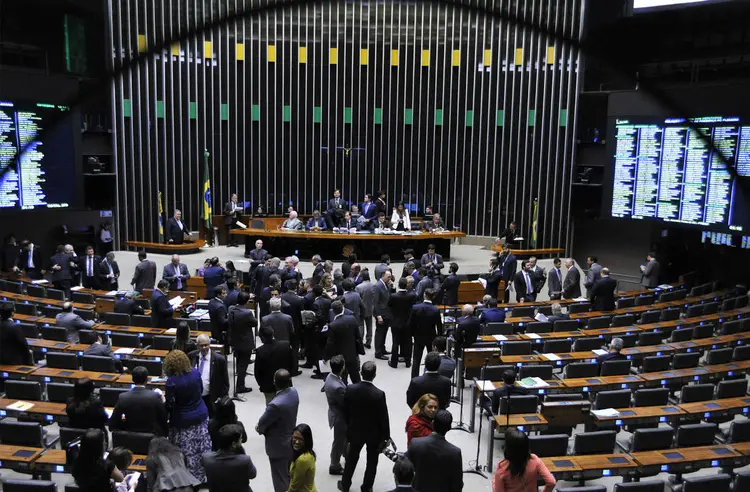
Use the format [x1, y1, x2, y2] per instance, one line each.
[618, 334, 638, 348]
[0, 421, 43, 446]
[563, 362, 599, 379]
[642, 355, 672, 373]
[45, 352, 79, 370]
[4, 380, 42, 401]
[675, 423, 718, 447]
[680, 384, 715, 403]
[553, 319, 579, 332]
[672, 352, 701, 369]
[518, 365, 552, 380]
[600, 359, 632, 376]
[17, 322, 39, 338]
[46, 383, 75, 403]
[77, 330, 98, 345]
[669, 328, 693, 343]
[616, 297, 635, 309]
[682, 473, 731, 492]
[573, 430, 617, 455]
[672, 289, 688, 300]
[71, 292, 95, 304]
[152, 335, 175, 350]
[692, 323, 714, 339]
[544, 393, 583, 402]
[634, 295, 654, 306]
[183, 318, 198, 331]
[660, 308, 681, 322]
[631, 428, 674, 452]
[721, 319, 744, 335]
[526, 322, 552, 334]
[688, 286, 703, 297]
[40, 325, 67, 342]
[485, 322, 513, 336]
[733, 345, 750, 361]
[633, 388, 670, 406]
[111, 430, 155, 455]
[81, 355, 117, 373]
[103, 312, 131, 326]
[528, 434, 569, 458]
[536, 306, 552, 316]
[686, 304, 704, 318]
[501, 341, 532, 356]
[587, 316, 611, 330]
[706, 348, 733, 365]
[639, 311, 662, 325]
[122, 358, 163, 377]
[511, 306, 535, 318]
[46, 289, 66, 301]
[2, 479, 58, 492]
[736, 473, 750, 492]
[99, 387, 130, 407]
[556, 488, 606, 492]
[613, 480, 667, 492]
[111, 332, 142, 348]
[612, 314, 636, 327]
[702, 302, 718, 315]
[542, 339, 571, 353]
[73, 309, 94, 321]
[572, 337, 603, 352]
[498, 395, 538, 415]
[594, 389, 632, 410]
[481, 365, 515, 382]
[3, 281, 23, 293]
[59, 427, 87, 447]
[717, 379, 748, 399]
[728, 420, 750, 443]
[569, 303, 591, 314]
[637, 332, 663, 346]
[135, 298, 151, 310]
[720, 298, 736, 312]
[131, 314, 153, 327]
[737, 296, 749, 308]
[14, 303, 38, 316]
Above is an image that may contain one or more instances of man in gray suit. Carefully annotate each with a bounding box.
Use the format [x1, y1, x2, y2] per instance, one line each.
[548, 257, 563, 300]
[373, 254, 391, 283]
[341, 279, 364, 328]
[584, 255, 602, 298]
[562, 258, 582, 299]
[373, 270, 393, 360]
[56, 302, 95, 343]
[640, 252, 660, 289]
[324, 355, 348, 475]
[256, 369, 299, 492]
[162, 254, 190, 291]
[131, 250, 157, 293]
[262, 297, 294, 343]
[355, 270, 375, 348]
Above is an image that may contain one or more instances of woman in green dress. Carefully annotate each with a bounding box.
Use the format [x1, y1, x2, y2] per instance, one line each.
[288, 423, 317, 492]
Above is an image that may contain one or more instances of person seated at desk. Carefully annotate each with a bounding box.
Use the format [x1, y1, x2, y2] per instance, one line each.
[391, 202, 411, 231]
[114, 290, 144, 315]
[422, 205, 434, 222]
[72, 429, 125, 492]
[340, 211, 359, 231]
[281, 211, 305, 231]
[170, 321, 198, 353]
[56, 302, 96, 343]
[489, 369, 528, 415]
[546, 303, 569, 324]
[423, 213, 445, 232]
[350, 204, 362, 225]
[373, 212, 392, 232]
[479, 297, 506, 325]
[306, 210, 327, 231]
[83, 331, 124, 372]
[597, 337, 626, 374]
[454, 304, 481, 353]
[0, 304, 32, 365]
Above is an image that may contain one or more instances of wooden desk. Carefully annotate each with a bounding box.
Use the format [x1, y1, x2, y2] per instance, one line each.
[0, 444, 44, 471]
[541, 456, 582, 479]
[537, 351, 599, 365]
[622, 344, 675, 360]
[35, 450, 148, 473]
[457, 280, 504, 304]
[0, 398, 66, 423]
[617, 282, 681, 297]
[630, 445, 742, 474]
[123, 239, 206, 254]
[64, 344, 168, 359]
[489, 245, 565, 258]
[463, 348, 502, 368]
[26, 339, 70, 352]
[487, 414, 549, 469]
[581, 326, 638, 337]
[678, 396, 750, 419]
[592, 405, 685, 428]
[498, 354, 544, 365]
[0, 365, 38, 379]
[476, 334, 526, 344]
[639, 361, 750, 386]
[116, 373, 166, 387]
[568, 291, 728, 322]
[521, 331, 587, 342]
[573, 454, 638, 478]
[562, 375, 645, 394]
[0, 291, 95, 311]
[30, 367, 122, 385]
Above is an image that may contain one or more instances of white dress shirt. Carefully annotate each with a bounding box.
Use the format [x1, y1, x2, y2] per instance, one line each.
[198, 351, 211, 396]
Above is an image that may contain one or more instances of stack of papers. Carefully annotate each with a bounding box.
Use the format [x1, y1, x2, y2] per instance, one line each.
[235, 221, 248, 229]
[104, 290, 119, 296]
[592, 349, 608, 356]
[114, 348, 136, 355]
[592, 408, 620, 418]
[658, 284, 673, 290]
[573, 297, 589, 302]
[475, 380, 496, 392]
[7, 401, 35, 411]
[477, 278, 487, 288]
[526, 333, 541, 339]
[542, 353, 561, 361]
[169, 296, 185, 308]
[164, 328, 177, 335]
[534, 312, 549, 322]
[70, 286, 84, 291]
[31, 280, 49, 284]
[519, 377, 549, 388]
[493, 334, 507, 341]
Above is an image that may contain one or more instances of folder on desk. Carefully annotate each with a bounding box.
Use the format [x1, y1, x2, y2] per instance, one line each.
[168, 296, 185, 308]
[114, 348, 136, 355]
[493, 335, 507, 341]
[534, 312, 549, 322]
[592, 408, 620, 418]
[7, 401, 35, 412]
[475, 380, 496, 392]
[592, 349, 608, 356]
[519, 377, 549, 388]
[164, 328, 177, 335]
[542, 353, 561, 361]
[526, 333, 541, 339]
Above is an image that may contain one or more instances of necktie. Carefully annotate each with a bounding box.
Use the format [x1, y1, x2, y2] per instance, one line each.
[88, 257, 92, 276]
[28, 250, 33, 268]
[557, 268, 561, 280]
[525, 273, 532, 294]
[175, 265, 181, 289]
[199, 355, 206, 375]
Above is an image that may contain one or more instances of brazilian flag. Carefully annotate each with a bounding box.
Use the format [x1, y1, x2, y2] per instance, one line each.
[201, 150, 212, 230]
[530, 198, 539, 248]
[158, 191, 164, 242]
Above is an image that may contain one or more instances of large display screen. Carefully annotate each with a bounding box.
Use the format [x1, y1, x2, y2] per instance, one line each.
[609, 116, 750, 232]
[633, 0, 733, 11]
[0, 101, 75, 210]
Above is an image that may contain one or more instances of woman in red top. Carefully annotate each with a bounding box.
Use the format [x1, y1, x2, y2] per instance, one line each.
[493, 429, 556, 492]
[405, 393, 439, 446]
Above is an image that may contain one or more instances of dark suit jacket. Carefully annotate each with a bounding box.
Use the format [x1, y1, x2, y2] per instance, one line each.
[254, 340, 294, 393]
[162, 263, 190, 291]
[420, 253, 444, 272]
[491, 384, 529, 414]
[202, 450, 257, 492]
[109, 386, 169, 436]
[483, 269, 503, 298]
[208, 298, 229, 341]
[228, 305, 257, 352]
[563, 266, 582, 299]
[280, 291, 304, 337]
[442, 274, 460, 306]
[189, 350, 230, 402]
[500, 227, 519, 246]
[18, 248, 42, 274]
[327, 198, 346, 215]
[361, 201, 378, 221]
[548, 266, 564, 298]
[83, 342, 113, 358]
[406, 372, 451, 410]
[150, 289, 174, 328]
[312, 296, 332, 331]
[114, 298, 144, 316]
[79, 254, 102, 289]
[409, 302, 443, 340]
[248, 248, 269, 268]
[513, 271, 537, 302]
[204, 266, 226, 292]
[373, 280, 392, 320]
[306, 217, 327, 231]
[223, 201, 243, 225]
[261, 311, 294, 342]
[479, 308, 506, 325]
[343, 381, 390, 444]
[49, 252, 75, 282]
[500, 253, 517, 285]
[598, 351, 628, 375]
[326, 314, 361, 362]
[166, 217, 189, 244]
[341, 291, 364, 325]
[406, 433, 463, 492]
[591, 276, 617, 311]
[131, 259, 157, 292]
[0, 319, 32, 365]
[224, 288, 240, 308]
[388, 291, 418, 329]
[98, 260, 120, 289]
[455, 316, 481, 349]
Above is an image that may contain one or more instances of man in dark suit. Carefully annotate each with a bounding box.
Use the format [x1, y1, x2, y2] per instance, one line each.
[513, 261, 537, 303]
[208, 286, 229, 345]
[563, 258, 582, 299]
[248, 239, 269, 271]
[255, 326, 295, 404]
[340, 211, 359, 231]
[341, 279, 363, 327]
[190, 334, 230, 417]
[109, 366, 169, 436]
[387, 277, 418, 369]
[420, 244, 444, 275]
[591, 267, 617, 312]
[339, 362, 390, 492]
[280, 256, 303, 292]
[423, 213, 445, 232]
[262, 297, 294, 343]
[529, 256, 547, 295]
[202, 424, 257, 490]
[131, 250, 157, 293]
[18, 240, 43, 279]
[166, 209, 190, 244]
[114, 291, 144, 315]
[406, 410, 463, 492]
[83, 332, 124, 372]
[0, 305, 32, 365]
[228, 291, 257, 394]
[433, 336, 456, 379]
[490, 368, 528, 414]
[204, 257, 226, 293]
[98, 252, 120, 290]
[499, 245, 517, 303]
[499, 220, 519, 247]
[223, 193, 244, 247]
[388, 457, 416, 492]
[310, 255, 325, 286]
[223, 278, 240, 308]
[548, 257, 564, 300]
[640, 252, 660, 289]
[360, 194, 378, 230]
[305, 210, 328, 231]
[49, 244, 75, 297]
[584, 255, 603, 298]
[483, 257, 503, 300]
[546, 303, 570, 325]
[441, 262, 460, 306]
[280, 279, 304, 375]
[326, 300, 363, 384]
[454, 304, 481, 354]
[326, 189, 346, 228]
[324, 356, 348, 475]
[373, 270, 393, 361]
[162, 254, 190, 291]
[308, 285, 332, 379]
[150, 280, 174, 328]
[78, 245, 101, 289]
[478, 297, 506, 325]
[408, 289, 443, 378]
[406, 352, 451, 410]
[598, 337, 626, 374]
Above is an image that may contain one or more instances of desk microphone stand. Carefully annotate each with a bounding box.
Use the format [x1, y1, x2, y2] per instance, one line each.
[464, 359, 490, 478]
[451, 355, 470, 433]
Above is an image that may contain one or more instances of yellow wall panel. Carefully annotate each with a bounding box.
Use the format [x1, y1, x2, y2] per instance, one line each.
[236, 43, 245, 61]
[171, 43, 180, 56]
[391, 49, 399, 66]
[421, 49, 430, 67]
[267, 45, 276, 62]
[514, 48, 524, 65]
[547, 46, 555, 64]
[329, 47, 338, 64]
[360, 48, 369, 65]
[137, 34, 147, 53]
[299, 46, 307, 63]
[483, 49, 492, 66]
[204, 41, 213, 59]
[451, 49, 461, 67]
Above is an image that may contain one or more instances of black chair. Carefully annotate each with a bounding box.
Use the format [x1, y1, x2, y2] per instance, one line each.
[721, 319, 744, 335]
[675, 423, 718, 447]
[519, 365, 552, 380]
[672, 289, 689, 300]
[639, 311, 662, 325]
[64, 484, 80, 492]
[501, 341, 532, 356]
[152, 335, 175, 350]
[673, 352, 701, 369]
[46, 383, 74, 403]
[59, 427, 87, 447]
[0, 421, 55, 447]
[706, 348, 733, 365]
[4, 381, 42, 401]
[526, 322, 551, 334]
[45, 352, 79, 370]
[183, 318, 198, 331]
[688, 286, 703, 297]
[680, 384, 715, 403]
[511, 306, 535, 318]
[81, 355, 117, 373]
[669, 328, 693, 343]
[736, 472, 750, 492]
[693, 323, 714, 339]
[642, 355, 672, 373]
[18, 322, 39, 338]
[630, 428, 674, 452]
[73, 309, 94, 321]
[46, 289, 65, 301]
[131, 314, 152, 327]
[563, 362, 598, 379]
[110, 332, 142, 348]
[78, 329, 98, 345]
[528, 434, 569, 458]
[572, 337, 603, 352]
[637, 332, 663, 346]
[720, 298, 736, 312]
[633, 388, 670, 406]
[586, 316, 611, 330]
[14, 303, 37, 316]
[702, 302, 719, 315]
[542, 339, 571, 353]
[619, 333, 638, 348]
[103, 312, 131, 326]
[737, 296, 749, 308]
[122, 358, 162, 377]
[71, 292, 95, 304]
[536, 306, 553, 316]
[681, 474, 731, 492]
[498, 395, 538, 415]
[716, 379, 747, 399]
[99, 387, 129, 407]
[111, 430, 155, 455]
[726, 420, 750, 443]
[2, 480, 58, 492]
[686, 304, 704, 318]
[635, 295, 655, 306]
[573, 430, 617, 455]
[476, 365, 515, 382]
[3, 281, 23, 293]
[553, 319, 578, 332]
[612, 314, 636, 327]
[616, 297, 635, 309]
[600, 360, 631, 376]
[732, 345, 750, 361]
[660, 307, 681, 321]
[569, 303, 591, 314]
[556, 488, 606, 492]
[135, 298, 151, 311]
[485, 322, 513, 336]
[593, 389, 631, 409]
[40, 326, 67, 342]
[613, 481, 666, 492]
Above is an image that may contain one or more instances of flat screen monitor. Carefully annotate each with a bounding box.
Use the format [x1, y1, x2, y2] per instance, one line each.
[633, 0, 735, 12]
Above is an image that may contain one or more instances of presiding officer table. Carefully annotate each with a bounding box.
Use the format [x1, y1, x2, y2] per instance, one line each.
[231, 228, 466, 261]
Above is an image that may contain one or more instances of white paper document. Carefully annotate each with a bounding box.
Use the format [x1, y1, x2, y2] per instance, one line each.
[168, 296, 185, 308]
[526, 333, 541, 339]
[114, 348, 136, 355]
[31, 279, 49, 284]
[235, 221, 248, 229]
[492, 334, 507, 341]
[518, 377, 549, 388]
[573, 297, 589, 302]
[592, 408, 620, 418]
[477, 278, 487, 289]
[542, 353, 561, 361]
[105, 290, 118, 296]
[164, 328, 177, 334]
[70, 286, 84, 291]
[475, 380, 496, 392]
[534, 312, 549, 322]
[592, 349, 608, 356]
